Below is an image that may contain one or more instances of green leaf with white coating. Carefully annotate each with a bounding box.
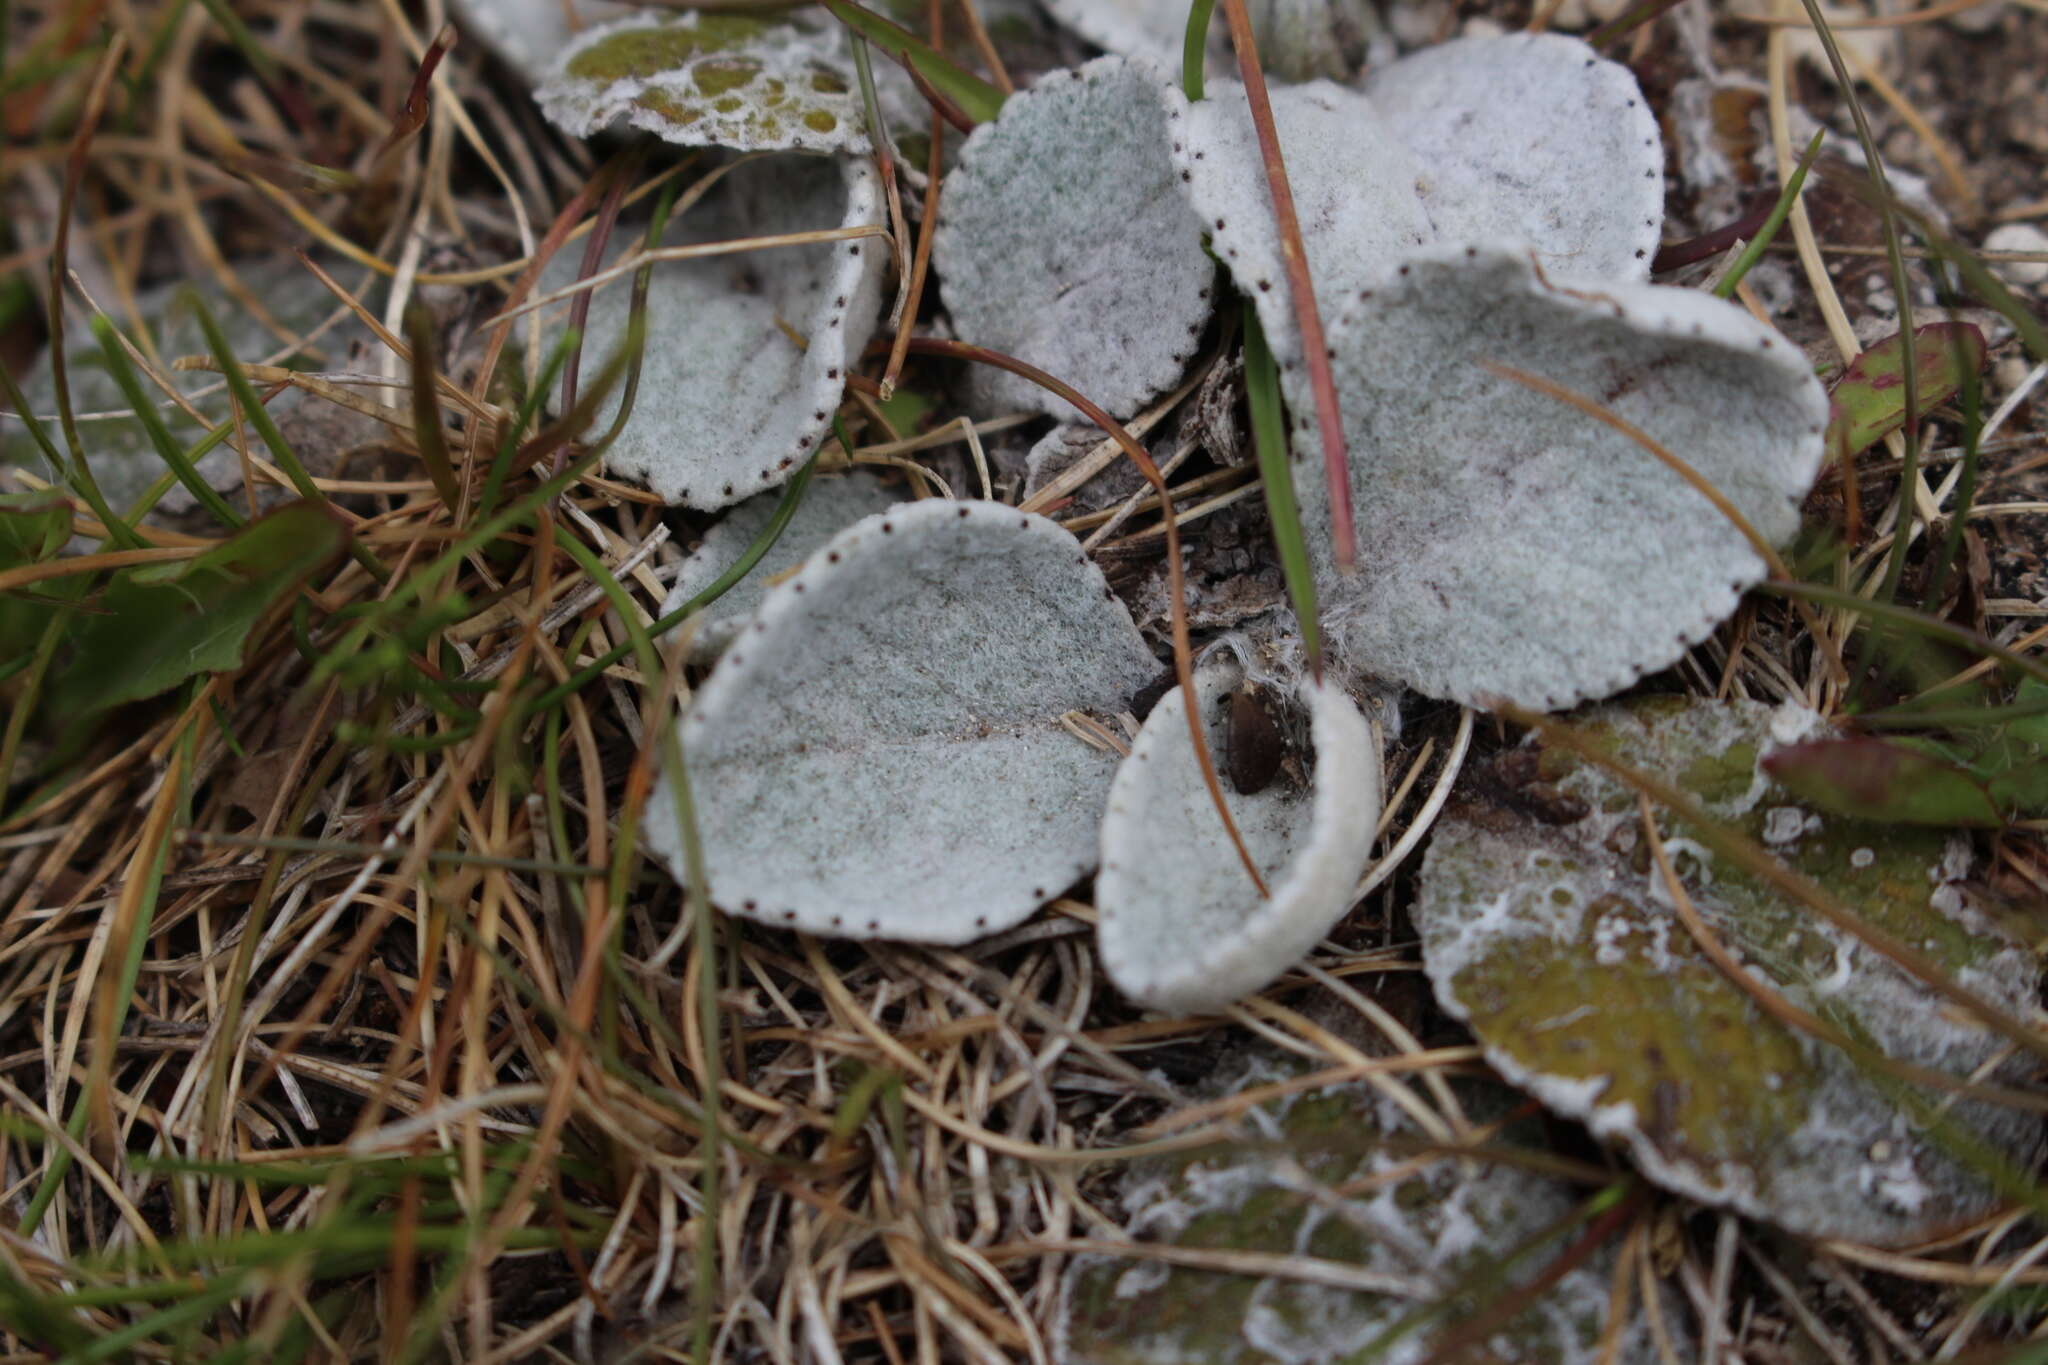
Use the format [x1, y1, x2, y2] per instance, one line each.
[1059, 1055, 1682, 1365]
[1416, 696, 2043, 1243]
[538, 10, 874, 153]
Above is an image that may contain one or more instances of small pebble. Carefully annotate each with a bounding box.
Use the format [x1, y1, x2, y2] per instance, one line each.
[1985, 223, 2048, 289]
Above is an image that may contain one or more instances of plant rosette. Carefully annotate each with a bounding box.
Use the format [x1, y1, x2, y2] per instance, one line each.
[633, 30, 1835, 1029]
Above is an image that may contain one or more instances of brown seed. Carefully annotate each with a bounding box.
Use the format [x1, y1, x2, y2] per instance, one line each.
[1225, 684, 1286, 796]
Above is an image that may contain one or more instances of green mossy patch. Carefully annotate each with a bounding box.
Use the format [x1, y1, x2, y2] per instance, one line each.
[540, 12, 870, 154]
[560, 15, 781, 82]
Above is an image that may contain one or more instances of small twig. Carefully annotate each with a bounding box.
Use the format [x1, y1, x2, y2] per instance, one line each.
[1218, 0, 1356, 572]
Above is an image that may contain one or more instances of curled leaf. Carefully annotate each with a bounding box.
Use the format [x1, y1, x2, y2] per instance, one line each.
[933, 56, 1213, 420]
[1417, 697, 2042, 1242]
[557, 154, 887, 510]
[1295, 248, 1827, 711]
[1825, 321, 1989, 460]
[644, 499, 1159, 942]
[1097, 659, 1383, 1013]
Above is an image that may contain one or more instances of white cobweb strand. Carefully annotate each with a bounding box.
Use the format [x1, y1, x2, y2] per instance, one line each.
[1293, 248, 1828, 712]
[645, 500, 1160, 944]
[933, 56, 1214, 421]
[1172, 79, 1433, 370]
[1359, 32, 1665, 281]
[561, 154, 886, 510]
[1097, 661, 1383, 1013]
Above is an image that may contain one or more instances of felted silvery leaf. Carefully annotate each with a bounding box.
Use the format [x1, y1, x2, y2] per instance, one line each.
[933, 56, 1213, 421]
[1037, 0, 1377, 82]
[1359, 33, 1665, 281]
[1171, 78, 1433, 368]
[560, 153, 887, 510]
[644, 499, 1160, 942]
[451, 0, 631, 87]
[660, 469, 904, 662]
[1059, 1057, 1682, 1365]
[1417, 697, 2043, 1243]
[537, 10, 872, 155]
[1097, 660, 1382, 1013]
[1294, 248, 1827, 711]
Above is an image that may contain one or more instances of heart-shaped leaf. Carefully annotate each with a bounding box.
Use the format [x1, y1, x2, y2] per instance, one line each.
[1294, 248, 1827, 710]
[644, 498, 1159, 942]
[1097, 659, 1382, 1013]
[1417, 697, 2042, 1242]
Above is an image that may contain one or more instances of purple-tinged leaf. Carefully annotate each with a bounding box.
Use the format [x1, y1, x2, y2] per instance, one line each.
[1825, 322, 1988, 461]
[1762, 735, 2002, 827]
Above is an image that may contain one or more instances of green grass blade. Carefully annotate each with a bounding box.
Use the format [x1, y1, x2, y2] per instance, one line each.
[1714, 129, 1823, 300]
[819, 0, 1005, 125]
[1181, 0, 1217, 100]
[519, 440, 822, 720]
[184, 287, 391, 582]
[88, 314, 247, 529]
[1244, 312, 1322, 676]
[0, 351, 142, 549]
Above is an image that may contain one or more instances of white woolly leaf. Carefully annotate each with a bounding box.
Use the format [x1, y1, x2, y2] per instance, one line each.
[1038, 0, 1377, 81]
[1097, 660, 1382, 1013]
[1418, 697, 2043, 1243]
[558, 154, 887, 510]
[645, 499, 1160, 943]
[1360, 33, 1664, 280]
[934, 57, 1213, 420]
[660, 470, 904, 662]
[1294, 248, 1827, 711]
[451, 0, 630, 87]
[1172, 78, 1433, 368]
[1035, 0, 1190, 68]
[536, 10, 872, 154]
